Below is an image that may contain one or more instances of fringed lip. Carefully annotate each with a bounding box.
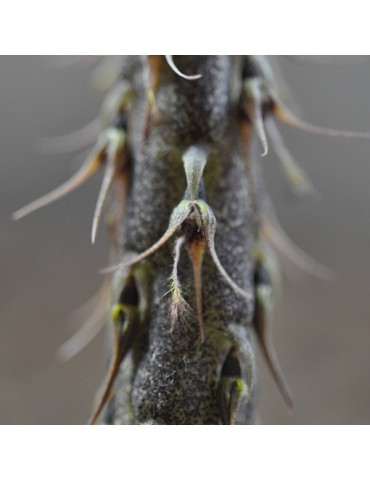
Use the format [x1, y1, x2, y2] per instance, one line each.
[101, 198, 252, 343]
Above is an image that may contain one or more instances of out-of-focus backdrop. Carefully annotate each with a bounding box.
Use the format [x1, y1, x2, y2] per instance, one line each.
[1, 56, 370, 424]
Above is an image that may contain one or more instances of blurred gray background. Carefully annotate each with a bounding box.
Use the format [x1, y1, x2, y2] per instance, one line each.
[1, 56, 370, 424]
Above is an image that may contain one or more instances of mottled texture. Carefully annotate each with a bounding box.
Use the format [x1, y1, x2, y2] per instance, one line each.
[102, 56, 260, 424]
